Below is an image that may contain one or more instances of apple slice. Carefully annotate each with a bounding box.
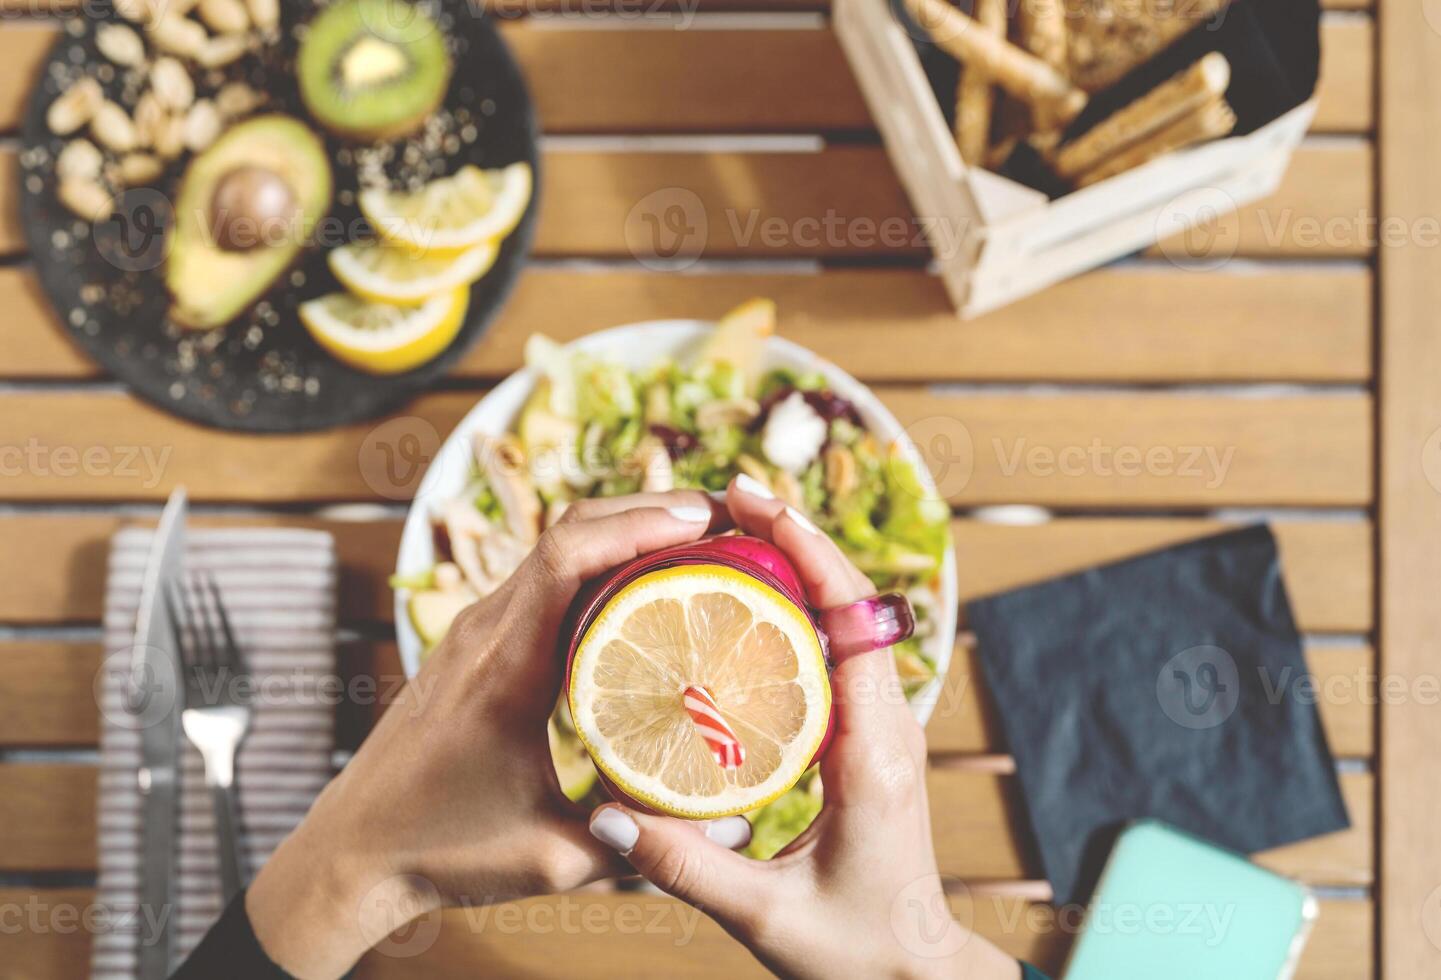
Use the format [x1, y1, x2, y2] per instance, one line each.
[408, 590, 473, 649]
[700, 297, 776, 386]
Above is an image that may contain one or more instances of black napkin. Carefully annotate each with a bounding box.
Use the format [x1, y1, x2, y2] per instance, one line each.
[966, 524, 1348, 905]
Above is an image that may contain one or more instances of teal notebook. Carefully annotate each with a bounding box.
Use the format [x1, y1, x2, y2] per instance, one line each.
[1064, 821, 1317, 980]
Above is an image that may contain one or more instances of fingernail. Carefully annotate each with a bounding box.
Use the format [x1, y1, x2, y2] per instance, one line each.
[785, 506, 820, 536]
[589, 808, 639, 854]
[705, 816, 752, 850]
[667, 506, 712, 524]
[734, 474, 775, 500]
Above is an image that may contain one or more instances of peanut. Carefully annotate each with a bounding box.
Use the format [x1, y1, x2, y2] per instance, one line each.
[246, 0, 279, 32]
[113, 0, 153, 23]
[91, 100, 139, 153]
[199, 0, 249, 33]
[197, 33, 250, 69]
[182, 99, 222, 152]
[215, 81, 261, 118]
[57, 139, 104, 181]
[149, 16, 208, 59]
[772, 470, 803, 509]
[133, 91, 165, 147]
[153, 113, 186, 160]
[46, 77, 102, 136]
[150, 56, 195, 111]
[96, 23, 147, 67]
[58, 177, 114, 221]
[117, 152, 164, 187]
[824, 445, 858, 499]
[695, 398, 760, 431]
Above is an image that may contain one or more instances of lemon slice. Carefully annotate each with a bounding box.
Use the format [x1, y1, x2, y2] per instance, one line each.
[300, 287, 469, 375]
[329, 239, 498, 306]
[360, 162, 533, 253]
[568, 565, 831, 819]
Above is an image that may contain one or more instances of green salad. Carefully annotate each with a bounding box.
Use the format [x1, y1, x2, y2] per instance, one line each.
[395, 299, 951, 858]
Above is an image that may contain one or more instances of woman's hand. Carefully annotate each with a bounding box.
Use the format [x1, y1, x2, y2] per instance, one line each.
[585, 477, 1020, 980]
[247, 491, 750, 979]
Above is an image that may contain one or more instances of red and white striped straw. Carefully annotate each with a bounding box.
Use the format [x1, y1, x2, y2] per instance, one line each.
[683, 685, 746, 769]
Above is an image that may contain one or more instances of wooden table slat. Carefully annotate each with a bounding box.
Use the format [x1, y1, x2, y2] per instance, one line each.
[0, 17, 1373, 136]
[0, 515, 1374, 630]
[1377, 0, 1441, 961]
[353, 892, 1370, 980]
[0, 638, 1376, 758]
[0, 763, 1374, 884]
[0, 143, 1378, 262]
[0, 389, 1373, 505]
[0, 265, 1375, 384]
[0, 886, 1373, 980]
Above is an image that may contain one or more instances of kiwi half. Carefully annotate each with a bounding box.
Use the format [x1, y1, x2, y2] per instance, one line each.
[298, 0, 452, 141]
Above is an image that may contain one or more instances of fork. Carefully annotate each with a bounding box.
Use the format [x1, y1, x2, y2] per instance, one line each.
[168, 573, 252, 902]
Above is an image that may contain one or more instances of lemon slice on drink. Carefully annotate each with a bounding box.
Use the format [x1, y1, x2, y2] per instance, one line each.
[360, 162, 533, 253]
[328, 239, 498, 306]
[299, 287, 469, 375]
[568, 565, 831, 819]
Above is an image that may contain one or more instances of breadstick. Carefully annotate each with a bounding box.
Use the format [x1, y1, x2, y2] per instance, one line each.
[1069, 0, 1235, 91]
[1074, 97, 1237, 188]
[1054, 53, 1230, 179]
[1016, 0, 1066, 71]
[953, 0, 1007, 165]
[985, 134, 1020, 170]
[903, 0, 1087, 125]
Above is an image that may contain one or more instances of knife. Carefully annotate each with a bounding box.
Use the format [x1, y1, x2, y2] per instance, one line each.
[127, 487, 188, 979]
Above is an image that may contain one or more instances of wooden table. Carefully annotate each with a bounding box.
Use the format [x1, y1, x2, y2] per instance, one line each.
[2, 2, 1435, 977]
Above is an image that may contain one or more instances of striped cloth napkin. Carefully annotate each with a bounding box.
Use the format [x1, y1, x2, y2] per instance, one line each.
[91, 527, 339, 979]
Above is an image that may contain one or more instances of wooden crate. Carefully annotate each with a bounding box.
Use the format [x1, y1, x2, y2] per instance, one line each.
[833, 0, 1318, 317]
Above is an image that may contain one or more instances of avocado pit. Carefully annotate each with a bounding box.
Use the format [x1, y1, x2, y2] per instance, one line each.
[209, 165, 300, 252]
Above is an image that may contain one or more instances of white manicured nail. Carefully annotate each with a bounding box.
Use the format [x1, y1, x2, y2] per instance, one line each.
[590, 808, 639, 854]
[734, 474, 775, 500]
[785, 506, 820, 536]
[705, 816, 752, 850]
[667, 506, 712, 524]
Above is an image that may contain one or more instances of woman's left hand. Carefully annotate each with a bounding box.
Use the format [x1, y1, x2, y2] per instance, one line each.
[246, 491, 743, 978]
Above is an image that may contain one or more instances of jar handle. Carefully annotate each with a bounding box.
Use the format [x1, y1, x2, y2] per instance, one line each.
[816, 592, 915, 662]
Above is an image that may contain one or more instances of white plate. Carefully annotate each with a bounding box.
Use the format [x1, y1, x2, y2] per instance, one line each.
[393, 320, 958, 725]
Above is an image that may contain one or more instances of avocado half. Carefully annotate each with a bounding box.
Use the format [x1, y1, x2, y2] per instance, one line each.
[166, 115, 333, 331]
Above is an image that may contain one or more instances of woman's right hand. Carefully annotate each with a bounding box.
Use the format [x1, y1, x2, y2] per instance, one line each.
[585, 477, 1020, 980]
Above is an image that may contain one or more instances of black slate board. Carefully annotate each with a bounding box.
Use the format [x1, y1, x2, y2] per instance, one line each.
[18, 0, 538, 432]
